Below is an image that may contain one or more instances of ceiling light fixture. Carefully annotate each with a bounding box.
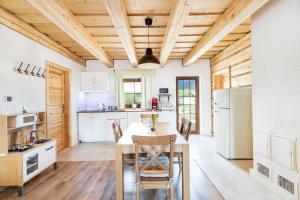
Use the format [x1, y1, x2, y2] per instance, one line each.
[137, 17, 161, 69]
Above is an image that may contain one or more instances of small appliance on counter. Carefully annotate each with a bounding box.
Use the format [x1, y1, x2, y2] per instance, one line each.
[152, 97, 158, 109]
[157, 88, 174, 110]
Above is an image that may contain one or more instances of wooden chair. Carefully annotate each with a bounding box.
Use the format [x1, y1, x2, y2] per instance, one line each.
[112, 120, 122, 143]
[132, 134, 177, 200]
[179, 118, 192, 141]
[176, 118, 192, 171]
[140, 113, 159, 123]
[112, 121, 136, 165]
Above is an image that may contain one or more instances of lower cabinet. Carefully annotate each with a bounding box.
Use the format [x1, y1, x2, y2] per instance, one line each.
[78, 113, 125, 143]
[158, 111, 177, 128]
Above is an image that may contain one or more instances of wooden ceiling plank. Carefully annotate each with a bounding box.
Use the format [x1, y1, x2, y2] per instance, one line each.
[0, 6, 85, 66]
[159, 0, 193, 65]
[104, 0, 138, 66]
[27, 0, 113, 67]
[183, 0, 269, 66]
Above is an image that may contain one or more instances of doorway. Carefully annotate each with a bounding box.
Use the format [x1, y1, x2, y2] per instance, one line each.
[46, 61, 71, 151]
[176, 76, 200, 134]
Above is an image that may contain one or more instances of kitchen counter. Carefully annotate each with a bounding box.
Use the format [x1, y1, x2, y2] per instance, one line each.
[77, 108, 175, 113]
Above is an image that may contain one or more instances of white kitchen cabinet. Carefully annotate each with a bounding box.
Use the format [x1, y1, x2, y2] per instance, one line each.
[79, 113, 118, 143]
[94, 113, 112, 142]
[81, 72, 109, 92]
[23, 140, 56, 183]
[127, 112, 142, 125]
[159, 111, 176, 128]
[39, 141, 56, 172]
[78, 113, 94, 142]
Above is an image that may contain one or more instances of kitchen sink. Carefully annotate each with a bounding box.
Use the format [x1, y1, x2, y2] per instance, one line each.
[35, 139, 50, 144]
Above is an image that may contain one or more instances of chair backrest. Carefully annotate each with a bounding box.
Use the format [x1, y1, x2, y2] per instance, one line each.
[179, 118, 192, 141]
[140, 113, 159, 123]
[112, 120, 122, 143]
[132, 134, 177, 181]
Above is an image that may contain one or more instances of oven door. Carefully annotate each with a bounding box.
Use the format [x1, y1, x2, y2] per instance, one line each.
[23, 150, 40, 182]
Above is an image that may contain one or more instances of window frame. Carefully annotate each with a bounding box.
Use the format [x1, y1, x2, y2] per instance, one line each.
[123, 78, 142, 108]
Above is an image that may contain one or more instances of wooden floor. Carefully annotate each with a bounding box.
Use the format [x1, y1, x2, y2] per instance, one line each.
[0, 135, 281, 200]
[0, 160, 223, 200]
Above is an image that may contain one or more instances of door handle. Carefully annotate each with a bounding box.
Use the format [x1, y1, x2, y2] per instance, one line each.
[46, 146, 54, 151]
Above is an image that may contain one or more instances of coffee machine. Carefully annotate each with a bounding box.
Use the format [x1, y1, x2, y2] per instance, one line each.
[151, 97, 158, 109]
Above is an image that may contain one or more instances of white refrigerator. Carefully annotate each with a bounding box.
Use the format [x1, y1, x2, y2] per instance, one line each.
[213, 88, 253, 159]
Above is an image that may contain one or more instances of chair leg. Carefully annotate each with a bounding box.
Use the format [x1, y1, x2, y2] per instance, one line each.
[169, 185, 174, 200]
[136, 183, 140, 200]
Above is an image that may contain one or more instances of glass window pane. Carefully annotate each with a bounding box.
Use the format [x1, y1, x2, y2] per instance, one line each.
[134, 93, 142, 104]
[178, 80, 184, 96]
[190, 97, 196, 105]
[178, 105, 184, 115]
[135, 82, 142, 93]
[124, 82, 134, 93]
[190, 105, 196, 114]
[183, 97, 191, 105]
[183, 80, 189, 96]
[124, 93, 134, 104]
[178, 97, 184, 105]
[190, 80, 196, 94]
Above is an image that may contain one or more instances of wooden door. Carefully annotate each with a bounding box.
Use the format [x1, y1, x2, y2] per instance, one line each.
[46, 62, 70, 151]
[176, 76, 200, 134]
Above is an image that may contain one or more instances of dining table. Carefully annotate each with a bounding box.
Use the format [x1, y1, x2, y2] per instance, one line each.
[115, 122, 190, 200]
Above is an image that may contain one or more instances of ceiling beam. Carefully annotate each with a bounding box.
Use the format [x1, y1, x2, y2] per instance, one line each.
[183, 0, 269, 66]
[0, 6, 85, 66]
[27, 0, 113, 67]
[159, 0, 193, 65]
[104, 0, 138, 66]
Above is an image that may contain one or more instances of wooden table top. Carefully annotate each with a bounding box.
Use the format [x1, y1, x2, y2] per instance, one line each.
[117, 122, 188, 145]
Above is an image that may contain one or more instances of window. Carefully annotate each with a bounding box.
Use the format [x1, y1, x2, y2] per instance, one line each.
[123, 78, 142, 108]
[176, 77, 199, 134]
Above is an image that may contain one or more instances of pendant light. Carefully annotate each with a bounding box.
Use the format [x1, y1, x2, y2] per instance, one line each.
[138, 17, 161, 69]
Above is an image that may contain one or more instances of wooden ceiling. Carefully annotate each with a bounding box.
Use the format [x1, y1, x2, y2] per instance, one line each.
[0, 0, 263, 67]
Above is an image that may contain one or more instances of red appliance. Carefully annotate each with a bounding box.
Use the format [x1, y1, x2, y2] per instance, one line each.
[152, 97, 158, 109]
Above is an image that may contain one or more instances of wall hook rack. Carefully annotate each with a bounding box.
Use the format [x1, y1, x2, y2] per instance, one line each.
[14, 62, 46, 78]
[31, 66, 36, 76]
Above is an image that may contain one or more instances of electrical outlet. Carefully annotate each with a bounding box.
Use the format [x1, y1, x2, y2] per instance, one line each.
[4, 96, 13, 102]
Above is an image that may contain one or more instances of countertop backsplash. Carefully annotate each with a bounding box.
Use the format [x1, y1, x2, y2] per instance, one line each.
[79, 92, 116, 111]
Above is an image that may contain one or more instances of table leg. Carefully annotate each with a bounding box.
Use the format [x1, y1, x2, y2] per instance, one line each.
[182, 144, 190, 200]
[116, 144, 124, 200]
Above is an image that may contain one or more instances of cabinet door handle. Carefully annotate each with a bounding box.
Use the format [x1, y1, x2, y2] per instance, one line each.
[46, 146, 54, 151]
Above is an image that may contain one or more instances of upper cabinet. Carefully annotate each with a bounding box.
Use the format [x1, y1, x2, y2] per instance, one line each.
[81, 72, 109, 92]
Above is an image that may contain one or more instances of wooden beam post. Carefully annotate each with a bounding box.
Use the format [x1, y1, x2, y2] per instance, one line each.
[183, 0, 269, 66]
[0, 6, 85, 66]
[27, 0, 113, 67]
[159, 0, 193, 65]
[104, 0, 138, 67]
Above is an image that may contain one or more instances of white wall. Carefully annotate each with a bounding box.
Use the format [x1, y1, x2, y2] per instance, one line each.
[251, 0, 300, 199]
[86, 59, 212, 135]
[153, 59, 212, 135]
[0, 24, 85, 145]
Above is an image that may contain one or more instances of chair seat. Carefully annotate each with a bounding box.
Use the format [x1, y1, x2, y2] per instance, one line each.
[139, 177, 172, 189]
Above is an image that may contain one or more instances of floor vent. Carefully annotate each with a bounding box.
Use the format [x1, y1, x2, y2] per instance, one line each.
[257, 163, 270, 178]
[278, 175, 294, 194]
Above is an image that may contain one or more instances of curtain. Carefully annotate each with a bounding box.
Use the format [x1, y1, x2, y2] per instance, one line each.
[115, 70, 154, 109]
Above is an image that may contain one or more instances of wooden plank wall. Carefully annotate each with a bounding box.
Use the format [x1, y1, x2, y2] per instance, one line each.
[210, 33, 251, 134]
[211, 33, 252, 89]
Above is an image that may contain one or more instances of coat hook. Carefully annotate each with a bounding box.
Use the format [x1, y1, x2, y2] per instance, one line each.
[17, 62, 23, 73]
[42, 69, 46, 78]
[37, 67, 42, 77]
[24, 64, 30, 75]
[31, 66, 36, 76]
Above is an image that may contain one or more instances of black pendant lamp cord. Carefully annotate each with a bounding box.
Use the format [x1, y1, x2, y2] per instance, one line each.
[147, 23, 149, 48]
